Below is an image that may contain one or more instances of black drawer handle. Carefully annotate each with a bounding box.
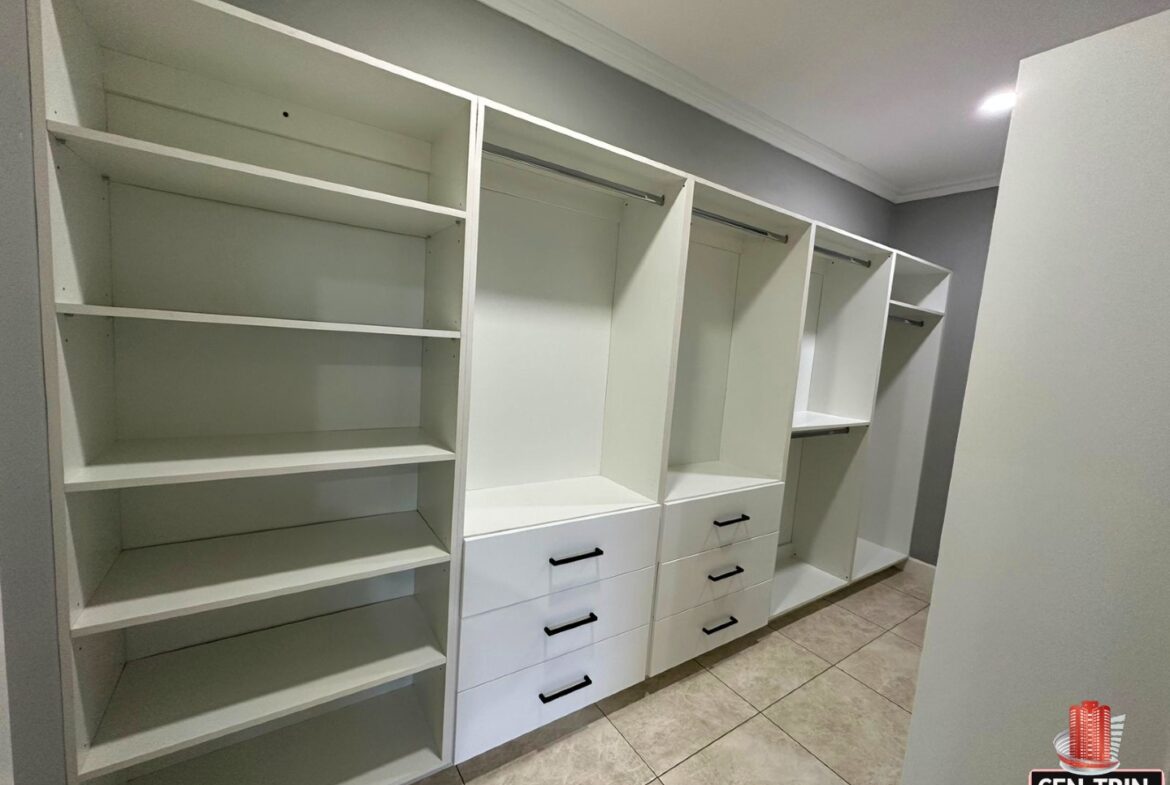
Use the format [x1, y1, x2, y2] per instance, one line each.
[549, 547, 603, 566]
[713, 514, 750, 528]
[702, 615, 739, 635]
[538, 674, 593, 704]
[708, 565, 745, 582]
[544, 612, 599, 637]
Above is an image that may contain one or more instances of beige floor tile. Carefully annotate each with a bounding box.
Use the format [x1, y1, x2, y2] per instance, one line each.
[697, 630, 830, 710]
[775, 603, 884, 663]
[881, 562, 934, 602]
[835, 583, 926, 629]
[837, 632, 922, 711]
[418, 766, 463, 785]
[459, 706, 653, 785]
[765, 668, 911, 785]
[661, 715, 845, 785]
[602, 666, 755, 775]
[890, 608, 929, 647]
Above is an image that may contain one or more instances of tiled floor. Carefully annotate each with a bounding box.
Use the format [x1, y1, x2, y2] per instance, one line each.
[427, 563, 933, 785]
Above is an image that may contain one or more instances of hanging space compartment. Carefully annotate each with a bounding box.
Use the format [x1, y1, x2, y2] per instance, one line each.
[854, 253, 950, 579]
[650, 183, 812, 675]
[34, 0, 477, 782]
[456, 104, 691, 761]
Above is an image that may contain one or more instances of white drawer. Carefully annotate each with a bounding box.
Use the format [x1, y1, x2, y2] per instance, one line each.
[462, 505, 659, 617]
[660, 483, 783, 562]
[458, 567, 654, 690]
[653, 531, 779, 620]
[649, 580, 772, 675]
[455, 625, 649, 762]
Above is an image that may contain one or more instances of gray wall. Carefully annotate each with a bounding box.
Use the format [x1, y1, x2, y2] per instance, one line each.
[0, 0, 68, 782]
[891, 188, 998, 564]
[230, 0, 895, 241]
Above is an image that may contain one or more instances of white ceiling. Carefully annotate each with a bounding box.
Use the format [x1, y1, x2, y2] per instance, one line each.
[479, 0, 1170, 202]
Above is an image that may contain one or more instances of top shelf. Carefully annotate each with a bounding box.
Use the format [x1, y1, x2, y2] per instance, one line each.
[464, 475, 656, 538]
[889, 300, 944, 321]
[792, 410, 869, 434]
[48, 123, 465, 237]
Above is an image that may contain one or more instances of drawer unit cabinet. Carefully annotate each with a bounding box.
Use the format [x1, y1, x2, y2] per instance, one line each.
[649, 580, 772, 675]
[458, 566, 654, 690]
[461, 505, 659, 618]
[660, 482, 784, 562]
[455, 626, 650, 762]
[653, 531, 779, 620]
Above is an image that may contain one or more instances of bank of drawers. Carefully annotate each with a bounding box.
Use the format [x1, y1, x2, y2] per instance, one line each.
[456, 505, 659, 761]
[653, 531, 779, 619]
[659, 482, 783, 562]
[650, 580, 773, 674]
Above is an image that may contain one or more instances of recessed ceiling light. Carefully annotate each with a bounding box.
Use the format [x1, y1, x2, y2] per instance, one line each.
[978, 89, 1016, 117]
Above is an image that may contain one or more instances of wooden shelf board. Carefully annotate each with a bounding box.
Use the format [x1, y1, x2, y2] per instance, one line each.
[889, 300, 944, 320]
[665, 461, 780, 502]
[79, 597, 445, 780]
[852, 538, 907, 582]
[47, 122, 464, 237]
[791, 410, 870, 434]
[464, 475, 656, 538]
[57, 303, 460, 340]
[770, 555, 847, 618]
[129, 685, 443, 785]
[64, 427, 454, 492]
[73, 512, 449, 636]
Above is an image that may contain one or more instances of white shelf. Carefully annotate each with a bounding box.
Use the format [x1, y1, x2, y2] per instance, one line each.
[464, 475, 656, 537]
[57, 303, 460, 340]
[130, 686, 443, 785]
[73, 512, 449, 636]
[665, 461, 780, 501]
[770, 555, 847, 618]
[79, 597, 445, 780]
[852, 538, 907, 581]
[792, 410, 870, 434]
[47, 122, 465, 237]
[64, 427, 454, 492]
[889, 300, 944, 321]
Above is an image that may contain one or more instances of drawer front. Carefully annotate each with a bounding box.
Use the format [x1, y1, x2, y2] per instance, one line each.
[462, 505, 659, 617]
[649, 580, 772, 676]
[654, 531, 779, 620]
[458, 567, 655, 690]
[455, 625, 649, 762]
[661, 483, 783, 563]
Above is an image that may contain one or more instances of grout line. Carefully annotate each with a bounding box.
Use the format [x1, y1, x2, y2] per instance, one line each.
[759, 704, 856, 785]
[831, 665, 913, 716]
[655, 710, 759, 780]
[598, 710, 659, 781]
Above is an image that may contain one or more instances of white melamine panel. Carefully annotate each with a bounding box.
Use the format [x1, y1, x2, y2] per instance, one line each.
[131, 685, 443, 785]
[458, 567, 653, 689]
[660, 482, 783, 563]
[455, 626, 649, 762]
[80, 598, 444, 779]
[888, 300, 943, 322]
[665, 461, 778, 500]
[46, 131, 110, 307]
[461, 505, 659, 617]
[463, 475, 655, 537]
[72, 512, 449, 636]
[649, 580, 771, 675]
[654, 531, 780, 619]
[47, 123, 464, 237]
[770, 551, 848, 618]
[790, 428, 869, 582]
[791, 411, 870, 433]
[851, 539, 907, 581]
[890, 253, 950, 313]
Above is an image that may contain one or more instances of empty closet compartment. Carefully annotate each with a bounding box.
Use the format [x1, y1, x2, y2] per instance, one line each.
[792, 226, 895, 434]
[665, 181, 812, 501]
[888, 251, 950, 316]
[855, 254, 949, 579]
[38, 0, 473, 216]
[772, 427, 869, 617]
[463, 104, 691, 537]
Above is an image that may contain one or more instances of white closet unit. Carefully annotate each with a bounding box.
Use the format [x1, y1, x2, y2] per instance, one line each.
[650, 182, 813, 675]
[772, 227, 896, 617]
[30, 0, 477, 782]
[455, 103, 691, 761]
[853, 253, 949, 579]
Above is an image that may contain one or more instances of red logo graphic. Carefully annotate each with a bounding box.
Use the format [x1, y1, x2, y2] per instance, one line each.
[1054, 700, 1125, 775]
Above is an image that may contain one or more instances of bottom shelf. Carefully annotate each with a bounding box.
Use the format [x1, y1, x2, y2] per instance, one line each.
[664, 461, 778, 501]
[770, 554, 847, 618]
[132, 685, 443, 785]
[464, 475, 655, 537]
[852, 538, 907, 581]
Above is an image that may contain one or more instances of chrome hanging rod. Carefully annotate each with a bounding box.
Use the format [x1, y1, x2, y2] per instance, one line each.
[692, 208, 789, 244]
[888, 315, 925, 328]
[792, 427, 851, 439]
[483, 142, 666, 206]
[814, 245, 871, 268]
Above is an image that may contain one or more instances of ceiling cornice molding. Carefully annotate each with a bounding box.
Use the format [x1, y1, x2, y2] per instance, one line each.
[896, 173, 1001, 203]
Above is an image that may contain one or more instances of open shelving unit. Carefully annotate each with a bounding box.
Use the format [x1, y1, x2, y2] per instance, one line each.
[32, 0, 478, 781]
[665, 181, 813, 501]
